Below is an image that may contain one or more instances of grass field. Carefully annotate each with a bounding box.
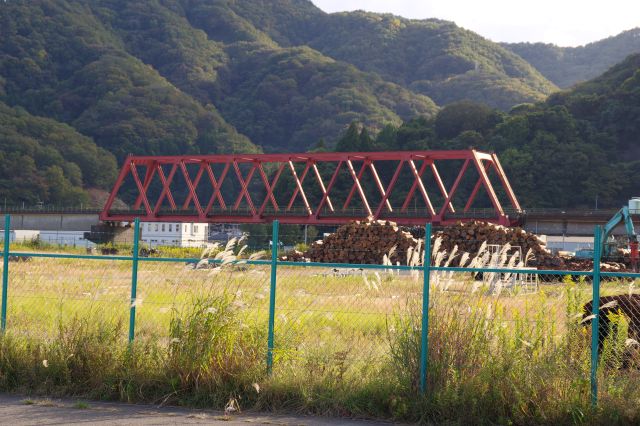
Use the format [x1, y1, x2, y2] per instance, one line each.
[1, 252, 640, 424]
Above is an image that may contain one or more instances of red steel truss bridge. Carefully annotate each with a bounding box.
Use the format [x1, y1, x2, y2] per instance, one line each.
[101, 150, 522, 226]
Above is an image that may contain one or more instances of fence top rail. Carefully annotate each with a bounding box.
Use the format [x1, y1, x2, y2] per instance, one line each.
[5, 251, 273, 265]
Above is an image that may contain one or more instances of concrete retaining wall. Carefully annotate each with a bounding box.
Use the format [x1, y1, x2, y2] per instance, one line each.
[0, 214, 100, 232]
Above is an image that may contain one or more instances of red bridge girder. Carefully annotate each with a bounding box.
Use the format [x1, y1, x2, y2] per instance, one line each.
[101, 150, 522, 226]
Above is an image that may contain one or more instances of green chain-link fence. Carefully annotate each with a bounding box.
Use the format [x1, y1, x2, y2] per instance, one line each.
[2, 215, 640, 412]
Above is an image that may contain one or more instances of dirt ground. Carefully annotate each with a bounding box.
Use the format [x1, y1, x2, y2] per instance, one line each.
[0, 394, 394, 426]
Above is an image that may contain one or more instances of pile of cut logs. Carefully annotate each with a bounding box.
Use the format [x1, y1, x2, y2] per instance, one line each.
[306, 220, 420, 265]
[556, 258, 630, 272]
[285, 220, 614, 270]
[279, 250, 306, 262]
[434, 221, 561, 267]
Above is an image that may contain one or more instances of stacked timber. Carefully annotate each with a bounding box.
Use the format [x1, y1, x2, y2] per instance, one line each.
[559, 258, 630, 272]
[434, 221, 562, 268]
[307, 220, 420, 265]
[279, 250, 306, 262]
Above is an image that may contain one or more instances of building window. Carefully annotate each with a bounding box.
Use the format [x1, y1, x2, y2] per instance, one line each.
[155, 224, 159, 232]
[194, 225, 198, 233]
[184, 225, 187, 232]
[162, 224, 165, 232]
[168, 224, 172, 232]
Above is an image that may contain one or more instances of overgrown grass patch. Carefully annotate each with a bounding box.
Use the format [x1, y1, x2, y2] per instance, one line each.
[1, 251, 640, 424]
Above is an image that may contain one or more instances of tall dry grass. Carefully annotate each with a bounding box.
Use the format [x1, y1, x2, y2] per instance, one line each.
[0, 295, 267, 407]
[388, 284, 595, 424]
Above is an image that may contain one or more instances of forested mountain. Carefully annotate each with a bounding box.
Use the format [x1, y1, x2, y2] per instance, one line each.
[1, 1, 258, 159]
[0, 0, 438, 154]
[503, 28, 640, 88]
[0, 0, 438, 203]
[332, 54, 640, 208]
[223, 1, 557, 110]
[0, 0, 638, 207]
[547, 53, 640, 159]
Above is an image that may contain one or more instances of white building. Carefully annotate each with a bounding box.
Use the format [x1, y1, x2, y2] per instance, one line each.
[6, 230, 40, 243]
[0, 230, 95, 248]
[140, 222, 209, 248]
[39, 231, 96, 248]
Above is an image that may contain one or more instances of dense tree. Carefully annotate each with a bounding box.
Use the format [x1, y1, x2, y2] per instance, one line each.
[0, 102, 115, 205]
[331, 77, 640, 209]
[434, 101, 503, 140]
[335, 123, 360, 152]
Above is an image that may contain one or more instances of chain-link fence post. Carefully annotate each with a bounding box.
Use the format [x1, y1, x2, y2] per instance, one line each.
[267, 219, 279, 375]
[1, 214, 10, 332]
[128, 218, 141, 343]
[590, 224, 603, 406]
[420, 222, 432, 394]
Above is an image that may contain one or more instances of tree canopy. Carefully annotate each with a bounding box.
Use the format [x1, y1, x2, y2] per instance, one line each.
[330, 53, 640, 209]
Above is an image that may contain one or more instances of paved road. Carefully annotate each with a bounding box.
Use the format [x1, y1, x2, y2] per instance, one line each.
[0, 394, 394, 425]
